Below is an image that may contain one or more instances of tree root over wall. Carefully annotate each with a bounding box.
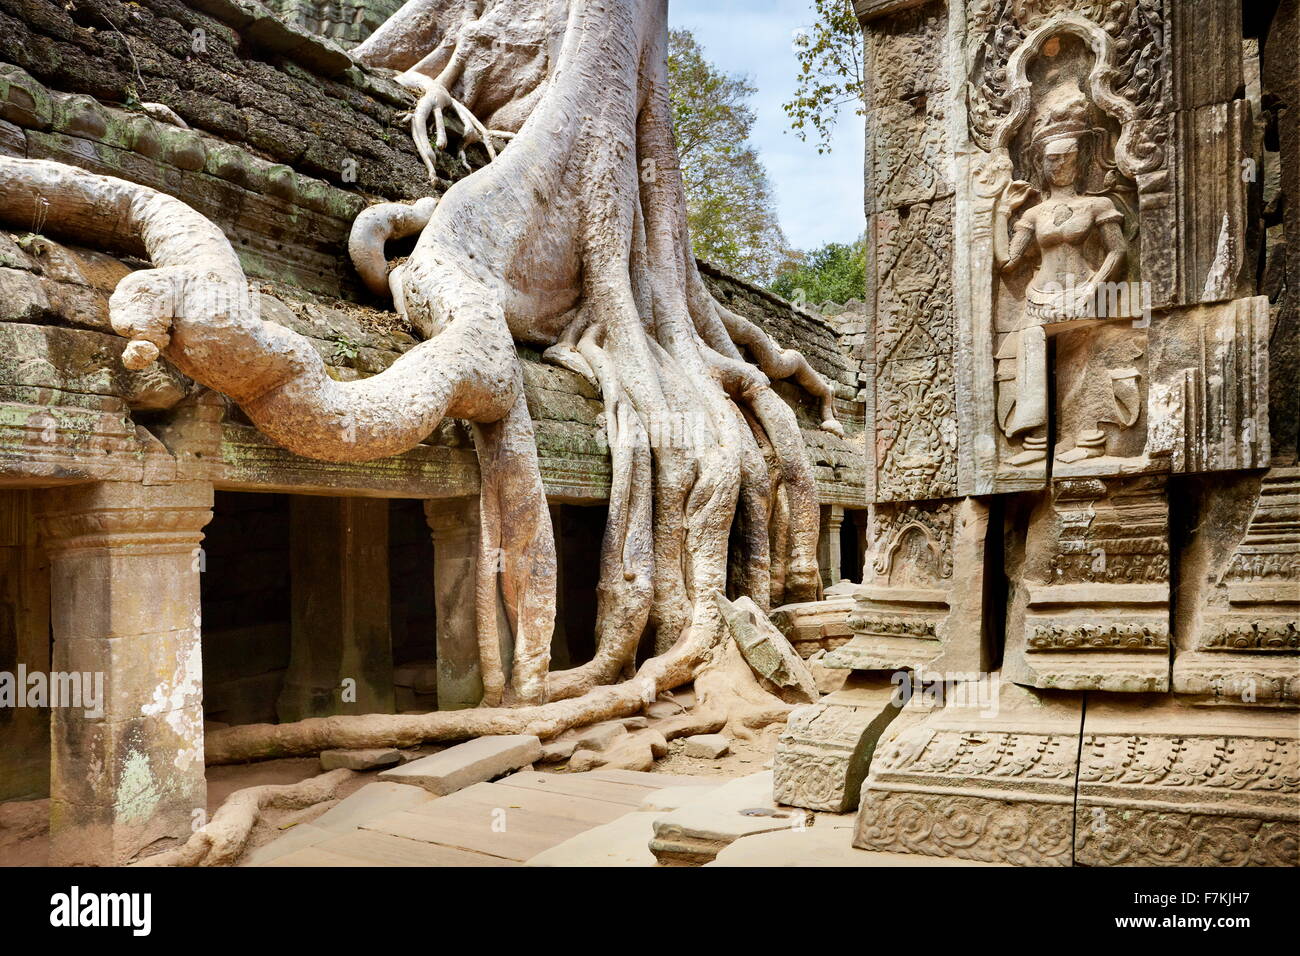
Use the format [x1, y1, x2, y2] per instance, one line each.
[0, 0, 842, 864]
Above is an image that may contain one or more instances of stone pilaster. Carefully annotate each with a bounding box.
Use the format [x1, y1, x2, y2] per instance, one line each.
[39, 481, 212, 866]
[278, 495, 394, 722]
[424, 497, 485, 710]
[817, 504, 845, 588]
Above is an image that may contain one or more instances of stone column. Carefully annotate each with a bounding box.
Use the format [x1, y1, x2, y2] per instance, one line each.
[817, 504, 845, 589]
[424, 497, 484, 710]
[40, 480, 212, 866]
[0, 490, 51, 801]
[278, 495, 394, 722]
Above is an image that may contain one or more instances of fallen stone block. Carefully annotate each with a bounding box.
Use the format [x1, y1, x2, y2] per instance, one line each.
[806, 649, 849, 695]
[568, 748, 602, 773]
[539, 738, 577, 763]
[378, 735, 542, 795]
[650, 771, 812, 866]
[715, 593, 819, 703]
[576, 720, 628, 752]
[650, 711, 727, 741]
[683, 734, 730, 759]
[769, 596, 855, 658]
[772, 675, 908, 812]
[637, 729, 669, 759]
[319, 748, 402, 771]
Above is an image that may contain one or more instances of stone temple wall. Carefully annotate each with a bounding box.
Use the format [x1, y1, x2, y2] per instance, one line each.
[0, 1, 869, 862]
[264, 0, 405, 48]
[772, 0, 1300, 866]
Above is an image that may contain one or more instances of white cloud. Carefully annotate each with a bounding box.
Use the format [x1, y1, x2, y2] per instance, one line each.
[670, 0, 866, 251]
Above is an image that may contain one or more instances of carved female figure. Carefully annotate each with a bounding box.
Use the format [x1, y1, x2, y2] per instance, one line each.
[993, 90, 1133, 465]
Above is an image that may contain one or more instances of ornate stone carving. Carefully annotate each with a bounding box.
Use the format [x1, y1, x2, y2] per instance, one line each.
[853, 681, 1081, 866]
[1074, 696, 1300, 866]
[873, 200, 958, 500]
[831, 498, 993, 674]
[773, 677, 906, 812]
[1005, 475, 1171, 692]
[1173, 467, 1300, 703]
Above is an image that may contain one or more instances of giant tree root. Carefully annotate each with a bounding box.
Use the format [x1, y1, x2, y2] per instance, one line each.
[205, 594, 792, 764]
[132, 769, 357, 868]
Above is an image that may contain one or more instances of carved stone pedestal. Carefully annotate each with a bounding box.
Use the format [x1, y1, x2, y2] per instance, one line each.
[830, 497, 995, 674]
[1006, 475, 1171, 693]
[1074, 695, 1299, 866]
[854, 680, 1082, 866]
[1174, 466, 1300, 703]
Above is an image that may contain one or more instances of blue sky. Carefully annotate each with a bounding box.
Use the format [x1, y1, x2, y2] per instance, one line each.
[669, 0, 865, 251]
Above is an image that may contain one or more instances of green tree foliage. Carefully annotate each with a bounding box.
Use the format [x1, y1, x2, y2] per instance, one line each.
[768, 235, 866, 307]
[667, 29, 790, 284]
[783, 0, 864, 154]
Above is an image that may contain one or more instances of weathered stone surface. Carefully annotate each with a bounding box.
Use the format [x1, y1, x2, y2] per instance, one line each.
[769, 596, 854, 659]
[1146, 297, 1272, 473]
[650, 771, 812, 867]
[378, 735, 542, 795]
[40, 480, 212, 866]
[525, 811, 660, 867]
[1074, 694, 1299, 867]
[539, 738, 577, 763]
[715, 593, 819, 703]
[576, 720, 629, 753]
[319, 748, 402, 771]
[1004, 476, 1171, 693]
[638, 785, 720, 814]
[709, 818, 1009, 867]
[834, 497, 993, 674]
[310, 780, 433, 834]
[1172, 466, 1300, 703]
[682, 734, 730, 759]
[773, 675, 908, 813]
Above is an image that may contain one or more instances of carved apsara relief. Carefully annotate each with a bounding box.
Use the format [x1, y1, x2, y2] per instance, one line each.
[960, 2, 1170, 489]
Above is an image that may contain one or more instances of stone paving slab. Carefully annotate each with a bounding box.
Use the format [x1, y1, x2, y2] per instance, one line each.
[311, 781, 434, 834]
[242, 823, 334, 866]
[490, 770, 663, 806]
[583, 769, 717, 788]
[252, 768, 717, 867]
[313, 829, 514, 867]
[362, 804, 591, 861]
[435, 781, 632, 826]
[525, 812, 661, 867]
[260, 845, 385, 867]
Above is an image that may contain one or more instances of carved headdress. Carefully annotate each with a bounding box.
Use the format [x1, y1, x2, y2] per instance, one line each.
[1024, 84, 1106, 191]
